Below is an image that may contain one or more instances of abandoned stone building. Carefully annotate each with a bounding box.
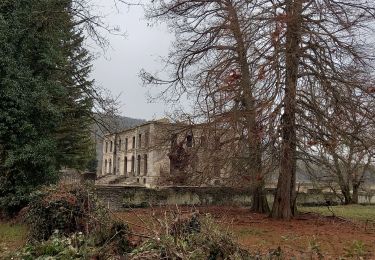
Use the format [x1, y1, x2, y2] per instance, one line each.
[96, 118, 375, 198]
[97, 118, 234, 187]
[98, 119, 168, 187]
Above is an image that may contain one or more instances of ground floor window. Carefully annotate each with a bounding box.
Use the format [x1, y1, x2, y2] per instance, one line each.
[131, 156, 135, 174]
[137, 155, 141, 176]
[124, 157, 127, 175]
[144, 154, 148, 175]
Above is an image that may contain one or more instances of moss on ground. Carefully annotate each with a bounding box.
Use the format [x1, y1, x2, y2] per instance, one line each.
[0, 222, 27, 255]
[299, 205, 375, 221]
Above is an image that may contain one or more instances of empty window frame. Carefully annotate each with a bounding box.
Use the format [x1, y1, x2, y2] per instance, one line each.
[124, 157, 128, 174]
[117, 157, 121, 174]
[137, 155, 141, 175]
[131, 156, 135, 174]
[144, 154, 148, 175]
[186, 134, 193, 147]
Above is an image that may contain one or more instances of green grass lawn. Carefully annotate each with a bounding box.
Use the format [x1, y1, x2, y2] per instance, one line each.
[0, 222, 27, 255]
[299, 205, 375, 221]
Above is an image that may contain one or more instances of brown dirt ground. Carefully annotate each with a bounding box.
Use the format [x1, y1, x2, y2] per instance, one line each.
[115, 206, 375, 259]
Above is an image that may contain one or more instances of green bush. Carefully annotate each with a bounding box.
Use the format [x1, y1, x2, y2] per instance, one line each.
[13, 231, 96, 259]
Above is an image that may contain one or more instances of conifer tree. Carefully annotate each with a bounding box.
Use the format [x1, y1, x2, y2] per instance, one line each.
[0, 0, 95, 215]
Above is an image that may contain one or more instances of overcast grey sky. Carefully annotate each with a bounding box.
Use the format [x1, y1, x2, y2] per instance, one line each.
[89, 2, 174, 120]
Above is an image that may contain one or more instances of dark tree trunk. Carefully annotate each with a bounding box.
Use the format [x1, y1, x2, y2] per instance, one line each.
[342, 186, 352, 205]
[351, 184, 359, 204]
[250, 130, 270, 214]
[228, 3, 270, 213]
[251, 183, 270, 213]
[271, 0, 302, 219]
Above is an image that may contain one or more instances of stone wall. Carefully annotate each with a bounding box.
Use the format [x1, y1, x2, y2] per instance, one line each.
[95, 185, 253, 211]
[95, 185, 375, 211]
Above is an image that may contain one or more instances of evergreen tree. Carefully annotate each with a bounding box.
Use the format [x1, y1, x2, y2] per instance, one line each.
[0, 0, 94, 215]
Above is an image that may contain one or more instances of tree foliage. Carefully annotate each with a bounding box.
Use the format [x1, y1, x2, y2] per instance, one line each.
[0, 0, 95, 215]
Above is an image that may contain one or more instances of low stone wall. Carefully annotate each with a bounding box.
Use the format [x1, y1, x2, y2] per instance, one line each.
[95, 185, 253, 211]
[95, 185, 375, 211]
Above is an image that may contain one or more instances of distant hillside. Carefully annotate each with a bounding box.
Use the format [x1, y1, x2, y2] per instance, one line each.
[92, 113, 146, 137]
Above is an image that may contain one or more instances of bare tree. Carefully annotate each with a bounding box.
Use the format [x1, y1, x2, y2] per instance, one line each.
[301, 70, 375, 204]
[141, 0, 375, 219]
[141, 0, 278, 213]
[257, 0, 375, 219]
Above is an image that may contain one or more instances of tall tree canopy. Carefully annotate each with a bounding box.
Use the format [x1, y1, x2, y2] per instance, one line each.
[143, 0, 375, 219]
[0, 0, 95, 215]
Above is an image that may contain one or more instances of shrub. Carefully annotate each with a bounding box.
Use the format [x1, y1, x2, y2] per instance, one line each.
[25, 184, 110, 241]
[20, 184, 132, 258]
[13, 231, 96, 259]
[130, 212, 254, 259]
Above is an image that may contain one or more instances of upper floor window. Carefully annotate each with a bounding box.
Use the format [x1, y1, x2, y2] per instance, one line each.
[119, 139, 122, 151]
[145, 132, 149, 147]
[186, 134, 193, 147]
[138, 134, 142, 148]
[110, 141, 113, 152]
[105, 142, 108, 153]
[125, 138, 128, 151]
[132, 136, 135, 149]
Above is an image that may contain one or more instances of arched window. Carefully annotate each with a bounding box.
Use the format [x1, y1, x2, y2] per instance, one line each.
[137, 155, 141, 176]
[144, 154, 148, 175]
[186, 134, 193, 147]
[124, 157, 128, 175]
[109, 159, 112, 174]
[110, 141, 113, 152]
[125, 138, 128, 151]
[117, 157, 121, 174]
[131, 156, 135, 174]
[119, 139, 122, 151]
[104, 159, 107, 174]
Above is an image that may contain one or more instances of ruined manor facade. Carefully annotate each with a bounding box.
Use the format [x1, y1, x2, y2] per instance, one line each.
[99, 119, 173, 187]
[98, 119, 233, 187]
